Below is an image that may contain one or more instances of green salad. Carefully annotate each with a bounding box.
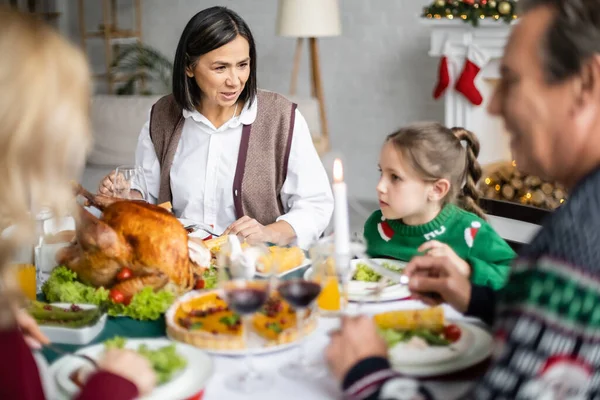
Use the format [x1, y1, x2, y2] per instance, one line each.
[42, 266, 175, 320]
[353, 261, 404, 282]
[198, 266, 218, 289]
[378, 324, 461, 348]
[104, 337, 187, 384]
[378, 327, 451, 347]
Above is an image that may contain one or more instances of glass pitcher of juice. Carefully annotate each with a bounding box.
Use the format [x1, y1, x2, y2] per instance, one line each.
[15, 263, 37, 301]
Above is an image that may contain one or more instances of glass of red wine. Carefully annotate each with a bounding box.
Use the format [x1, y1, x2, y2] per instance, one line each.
[277, 271, 323, 378]
[217, 239, 271, 393]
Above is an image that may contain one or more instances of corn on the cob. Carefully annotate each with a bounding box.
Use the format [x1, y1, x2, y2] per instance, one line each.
[203, 236, 228, 252]
[374, 306, 445, 332]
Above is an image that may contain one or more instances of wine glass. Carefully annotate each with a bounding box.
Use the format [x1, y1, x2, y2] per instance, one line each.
[277, 256, 324, 379]
[217, 239, 271, 393]
[113, 165, 148, 201]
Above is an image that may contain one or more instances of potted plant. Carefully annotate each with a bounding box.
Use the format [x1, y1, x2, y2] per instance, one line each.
[111, 43, 173, 95]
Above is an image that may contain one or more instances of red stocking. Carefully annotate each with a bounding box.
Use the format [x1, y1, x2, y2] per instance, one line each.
[455, 44, 490, 106]
[433, 40, 454, 99]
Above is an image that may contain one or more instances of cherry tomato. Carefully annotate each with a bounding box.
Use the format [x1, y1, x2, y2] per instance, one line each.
[195, 279, 206, 290]
[123, 296, 132, 306]
[116, 267, 132, 281]
[443, 324, 462, 342]
[109, 289, 125, 304]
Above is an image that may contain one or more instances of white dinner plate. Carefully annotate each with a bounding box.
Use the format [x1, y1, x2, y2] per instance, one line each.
[49, 338, 213, 400]
[304, 258, 411, 302]
[389, 322, 493, 377]
[255, 258, 312, 279]
[387, 322, 473, 366]
[39, 303, 106, 345]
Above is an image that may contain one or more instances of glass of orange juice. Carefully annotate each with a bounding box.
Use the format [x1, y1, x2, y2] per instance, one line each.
[15, 264, 37, 301]
[309, 237, 369, 315]
[309, 239, 344, 314]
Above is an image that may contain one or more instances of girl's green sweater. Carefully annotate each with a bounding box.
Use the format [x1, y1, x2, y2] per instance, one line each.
[363, 204, 515, 290]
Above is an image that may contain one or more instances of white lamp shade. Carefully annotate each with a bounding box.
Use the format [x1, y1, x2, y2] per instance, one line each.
[277, 0, 341, 38]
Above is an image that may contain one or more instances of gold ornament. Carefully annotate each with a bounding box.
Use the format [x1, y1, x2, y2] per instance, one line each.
[435, 0, 446, 7]
[498, 1, 511, 15]
[489, 0, 497, 7]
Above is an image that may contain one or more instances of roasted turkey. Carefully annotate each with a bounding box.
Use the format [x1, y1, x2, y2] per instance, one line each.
[56, 184, 207, 297]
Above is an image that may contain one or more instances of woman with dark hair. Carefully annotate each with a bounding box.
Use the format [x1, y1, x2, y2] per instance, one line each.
[99, 6, 333, 248]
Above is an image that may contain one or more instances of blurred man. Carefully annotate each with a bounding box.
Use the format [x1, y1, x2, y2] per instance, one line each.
[327, 1, 600, 398]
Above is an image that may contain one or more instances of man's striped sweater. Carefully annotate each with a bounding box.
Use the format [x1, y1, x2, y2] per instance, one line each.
[342, 166, 600, 400]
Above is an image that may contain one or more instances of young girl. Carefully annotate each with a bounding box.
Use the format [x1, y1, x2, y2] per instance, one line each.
[364, 122, 515, 290]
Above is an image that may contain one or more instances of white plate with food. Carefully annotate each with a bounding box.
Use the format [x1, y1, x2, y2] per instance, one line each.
[49, 338, 213, 400]
[28, 302, 106, 345]
[255, 258, 311, 279]
[374, 306, 493, 376]
[390, 322, 493, 377]
[304, 258, 410, 302]
[165, 289, 318, 357]
[202, 236, 310, 279]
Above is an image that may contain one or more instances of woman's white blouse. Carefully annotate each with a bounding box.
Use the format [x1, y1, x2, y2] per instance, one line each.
[135, 96, 334, 249]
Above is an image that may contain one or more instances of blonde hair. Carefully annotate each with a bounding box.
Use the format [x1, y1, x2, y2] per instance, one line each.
[0, 8, 91, 309]
[386, 122, 486, 219]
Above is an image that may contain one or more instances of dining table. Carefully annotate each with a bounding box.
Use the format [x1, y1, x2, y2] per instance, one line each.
[38, 270, 491, 400]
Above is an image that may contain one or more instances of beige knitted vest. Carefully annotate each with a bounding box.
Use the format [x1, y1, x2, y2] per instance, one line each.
[149, 90, 297, 226]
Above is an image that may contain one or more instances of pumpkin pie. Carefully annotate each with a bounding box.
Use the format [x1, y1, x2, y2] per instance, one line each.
[166, 290, 316, 351]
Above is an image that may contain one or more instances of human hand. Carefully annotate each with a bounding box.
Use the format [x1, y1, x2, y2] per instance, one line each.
[223, 216, 275, 244]
[97, 171, 117, 196]
[15, 308, 49, 350]
[97, 349, 156, 395]
[326, 315, 388, 381]
[418, 241, 471, 277]
[404, 255, 472, 313]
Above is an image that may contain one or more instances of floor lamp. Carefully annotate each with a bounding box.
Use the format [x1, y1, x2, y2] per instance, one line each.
[277, 0, 341, 153]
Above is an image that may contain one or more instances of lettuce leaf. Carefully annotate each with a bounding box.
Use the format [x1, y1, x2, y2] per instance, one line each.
[110, 287, 174, 320]
[104, 337, 187, 384]
[104, 336, 127, 349]
[202, 266, 218, 289]
[42, 266, 174, 320]
[42, 266, 109, 305]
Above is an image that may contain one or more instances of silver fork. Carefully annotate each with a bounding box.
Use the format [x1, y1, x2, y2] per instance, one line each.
[44, 343, 98, 368]
[184, 224, 221, 237]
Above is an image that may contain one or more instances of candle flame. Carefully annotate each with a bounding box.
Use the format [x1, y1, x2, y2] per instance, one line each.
[333, 158, 344, 183]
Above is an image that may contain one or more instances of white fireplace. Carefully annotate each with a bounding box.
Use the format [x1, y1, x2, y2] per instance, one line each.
[422, 19, 516, 167]
[422, 19, 542, 245]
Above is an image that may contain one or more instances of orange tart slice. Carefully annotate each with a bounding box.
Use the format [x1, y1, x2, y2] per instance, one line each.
[166, 290, 317, 351]
[167, 291, 245, 350]
[253, 294, 316, 345]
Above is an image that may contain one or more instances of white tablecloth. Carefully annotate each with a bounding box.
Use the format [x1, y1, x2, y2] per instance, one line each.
[203, 301, 484, 400]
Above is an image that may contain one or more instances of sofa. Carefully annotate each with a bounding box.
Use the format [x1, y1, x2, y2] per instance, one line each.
[83, 93, 326, 192]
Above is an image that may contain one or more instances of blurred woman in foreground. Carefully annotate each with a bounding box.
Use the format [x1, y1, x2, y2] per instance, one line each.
[0, 7, 156, 399]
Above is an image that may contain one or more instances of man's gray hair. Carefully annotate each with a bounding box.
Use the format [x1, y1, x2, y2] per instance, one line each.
[519, 0, 600, 83]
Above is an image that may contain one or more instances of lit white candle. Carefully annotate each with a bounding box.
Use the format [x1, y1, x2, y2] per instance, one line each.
[333, 158, 350, 256]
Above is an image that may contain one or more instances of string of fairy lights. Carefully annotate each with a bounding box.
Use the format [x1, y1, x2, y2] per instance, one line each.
[422, 0, 518, 27]
[482, 161, 567, 209]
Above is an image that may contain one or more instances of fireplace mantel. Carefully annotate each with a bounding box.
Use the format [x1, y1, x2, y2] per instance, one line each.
[421, 20, 543, 245]
[422, 19, 518, 166]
